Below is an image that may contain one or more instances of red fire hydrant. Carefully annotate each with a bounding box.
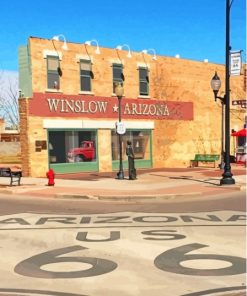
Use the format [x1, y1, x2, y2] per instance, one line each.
[46, 169, 55, 186]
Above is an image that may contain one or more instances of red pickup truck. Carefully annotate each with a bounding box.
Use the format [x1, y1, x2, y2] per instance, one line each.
[67, 141, 96, 162]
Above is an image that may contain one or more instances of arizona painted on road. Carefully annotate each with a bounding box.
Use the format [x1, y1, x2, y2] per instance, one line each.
[0, 211, 246, 296]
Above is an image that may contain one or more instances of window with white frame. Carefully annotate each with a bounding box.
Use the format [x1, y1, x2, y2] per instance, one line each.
[80, 59, 92, 92]
[139, 67, 149, 96]
[113, 63, 124, 93]
[47, 56, 60, 90]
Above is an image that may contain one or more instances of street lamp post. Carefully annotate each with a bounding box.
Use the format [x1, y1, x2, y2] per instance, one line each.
[211, 72, 225, 170]
[115, 83, 124, 180]
[210, 0, 235, 185]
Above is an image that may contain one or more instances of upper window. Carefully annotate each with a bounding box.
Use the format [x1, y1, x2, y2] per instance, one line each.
[113, 64, 124, 93]
[139, 67, 149, 96]
[80, 59, 92, 92]
[47, 56, 60, 90]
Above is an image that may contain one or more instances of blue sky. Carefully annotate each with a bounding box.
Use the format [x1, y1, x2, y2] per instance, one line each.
[0, 0, 245, 71]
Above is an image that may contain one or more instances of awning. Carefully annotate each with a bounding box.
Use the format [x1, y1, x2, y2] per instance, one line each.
[231, 128, 247, 137]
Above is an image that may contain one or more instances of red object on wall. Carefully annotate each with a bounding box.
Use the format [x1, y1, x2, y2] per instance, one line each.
[231, 128, 246, 165]
[46, 169, 55, 186]
[231, 128, 247, 137]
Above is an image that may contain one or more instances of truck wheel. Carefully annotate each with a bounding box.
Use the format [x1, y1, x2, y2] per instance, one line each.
[74, 155, 83, 162]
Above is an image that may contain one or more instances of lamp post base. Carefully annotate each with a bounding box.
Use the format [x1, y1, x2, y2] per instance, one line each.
[220, 176, 235, 185]
[116, 171, 124, 180]
[220, 167, 235, 185]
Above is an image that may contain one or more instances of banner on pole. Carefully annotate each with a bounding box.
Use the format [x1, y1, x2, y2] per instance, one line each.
[230, 51, 242, 76]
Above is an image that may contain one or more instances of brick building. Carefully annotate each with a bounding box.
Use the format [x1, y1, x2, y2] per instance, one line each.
[0, 118, 20, 142]
[18, 37, 245, 177]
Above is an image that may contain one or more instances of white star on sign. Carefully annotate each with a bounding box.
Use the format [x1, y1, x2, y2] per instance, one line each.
[113, 104, 119, 112]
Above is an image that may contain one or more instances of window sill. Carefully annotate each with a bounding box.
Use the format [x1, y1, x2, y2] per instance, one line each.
[111, 94, 125, 97]
[45, 89, 63, 93]
[79, 91, 94, 95]
[138, 95, 150, 99]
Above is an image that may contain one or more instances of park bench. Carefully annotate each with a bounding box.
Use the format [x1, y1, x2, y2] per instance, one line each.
[0, 167, 22, 186]
[190, 154, 220, 168]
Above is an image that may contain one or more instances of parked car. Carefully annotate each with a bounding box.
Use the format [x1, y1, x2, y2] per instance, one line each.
[67, 141, 96, 162]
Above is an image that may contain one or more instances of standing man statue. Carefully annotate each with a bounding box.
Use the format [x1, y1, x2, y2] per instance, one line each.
[126, 140, 137, 180]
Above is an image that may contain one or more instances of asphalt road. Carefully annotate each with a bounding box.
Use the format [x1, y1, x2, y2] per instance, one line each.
[0, 190, 245, 215]
[0, 191, 246, 296]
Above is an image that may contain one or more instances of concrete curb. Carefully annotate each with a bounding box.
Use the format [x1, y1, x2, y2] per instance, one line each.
[205, 184, 246, 191]
[0, 186, 48, 194]
[0, 183, 244, 199]
[54, 191, 203, 201]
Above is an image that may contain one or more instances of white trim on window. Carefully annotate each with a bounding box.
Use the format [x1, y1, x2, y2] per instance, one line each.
[45, 89, 63, 93]
[76, 54, 92, 63]
[79, 91, 95, 95]
[110, 59, 125, 65]
[137, 62, 150, 68]
[43, 49, 62, 60]
[138, 95, 151, 99]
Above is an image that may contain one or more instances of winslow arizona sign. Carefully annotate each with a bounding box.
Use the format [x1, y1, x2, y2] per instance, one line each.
[28, 93, 194, 120]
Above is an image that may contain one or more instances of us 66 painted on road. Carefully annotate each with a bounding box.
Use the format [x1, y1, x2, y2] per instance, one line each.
[0, 211, 245, 296]
[14, 229, 246, 278]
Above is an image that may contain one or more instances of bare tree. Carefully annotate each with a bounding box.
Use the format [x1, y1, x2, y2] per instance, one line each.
[0, 71, 19, 130]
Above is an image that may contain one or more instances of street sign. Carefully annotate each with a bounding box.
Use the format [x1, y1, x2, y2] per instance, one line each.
[232, 100, 247, 109]
[116, 122, 126, 135]
[230, 51, 242, 76]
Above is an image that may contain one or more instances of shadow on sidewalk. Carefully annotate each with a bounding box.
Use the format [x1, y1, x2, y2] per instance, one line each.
[169, 176, 221, 186]
[149, 173, 221, 186]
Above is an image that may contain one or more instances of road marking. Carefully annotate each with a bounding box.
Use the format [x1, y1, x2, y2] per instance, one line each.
[0, 211, 245, 229]
[0, 211, 245, 296]
[0, 288, 87, 296]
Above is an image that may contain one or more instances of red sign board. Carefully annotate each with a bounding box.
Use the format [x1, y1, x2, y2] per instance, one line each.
[29, 93, 193, 121]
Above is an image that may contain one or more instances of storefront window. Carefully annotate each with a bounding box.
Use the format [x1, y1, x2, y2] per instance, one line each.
[48, 130, 97, 164]
[111, 130, 151, 161]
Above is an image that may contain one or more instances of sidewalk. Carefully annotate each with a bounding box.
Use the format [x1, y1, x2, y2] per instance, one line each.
[0, 164, 245, 201]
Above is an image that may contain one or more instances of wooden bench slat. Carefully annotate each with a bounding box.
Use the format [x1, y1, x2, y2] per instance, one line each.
[190, 154, 220, 168]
